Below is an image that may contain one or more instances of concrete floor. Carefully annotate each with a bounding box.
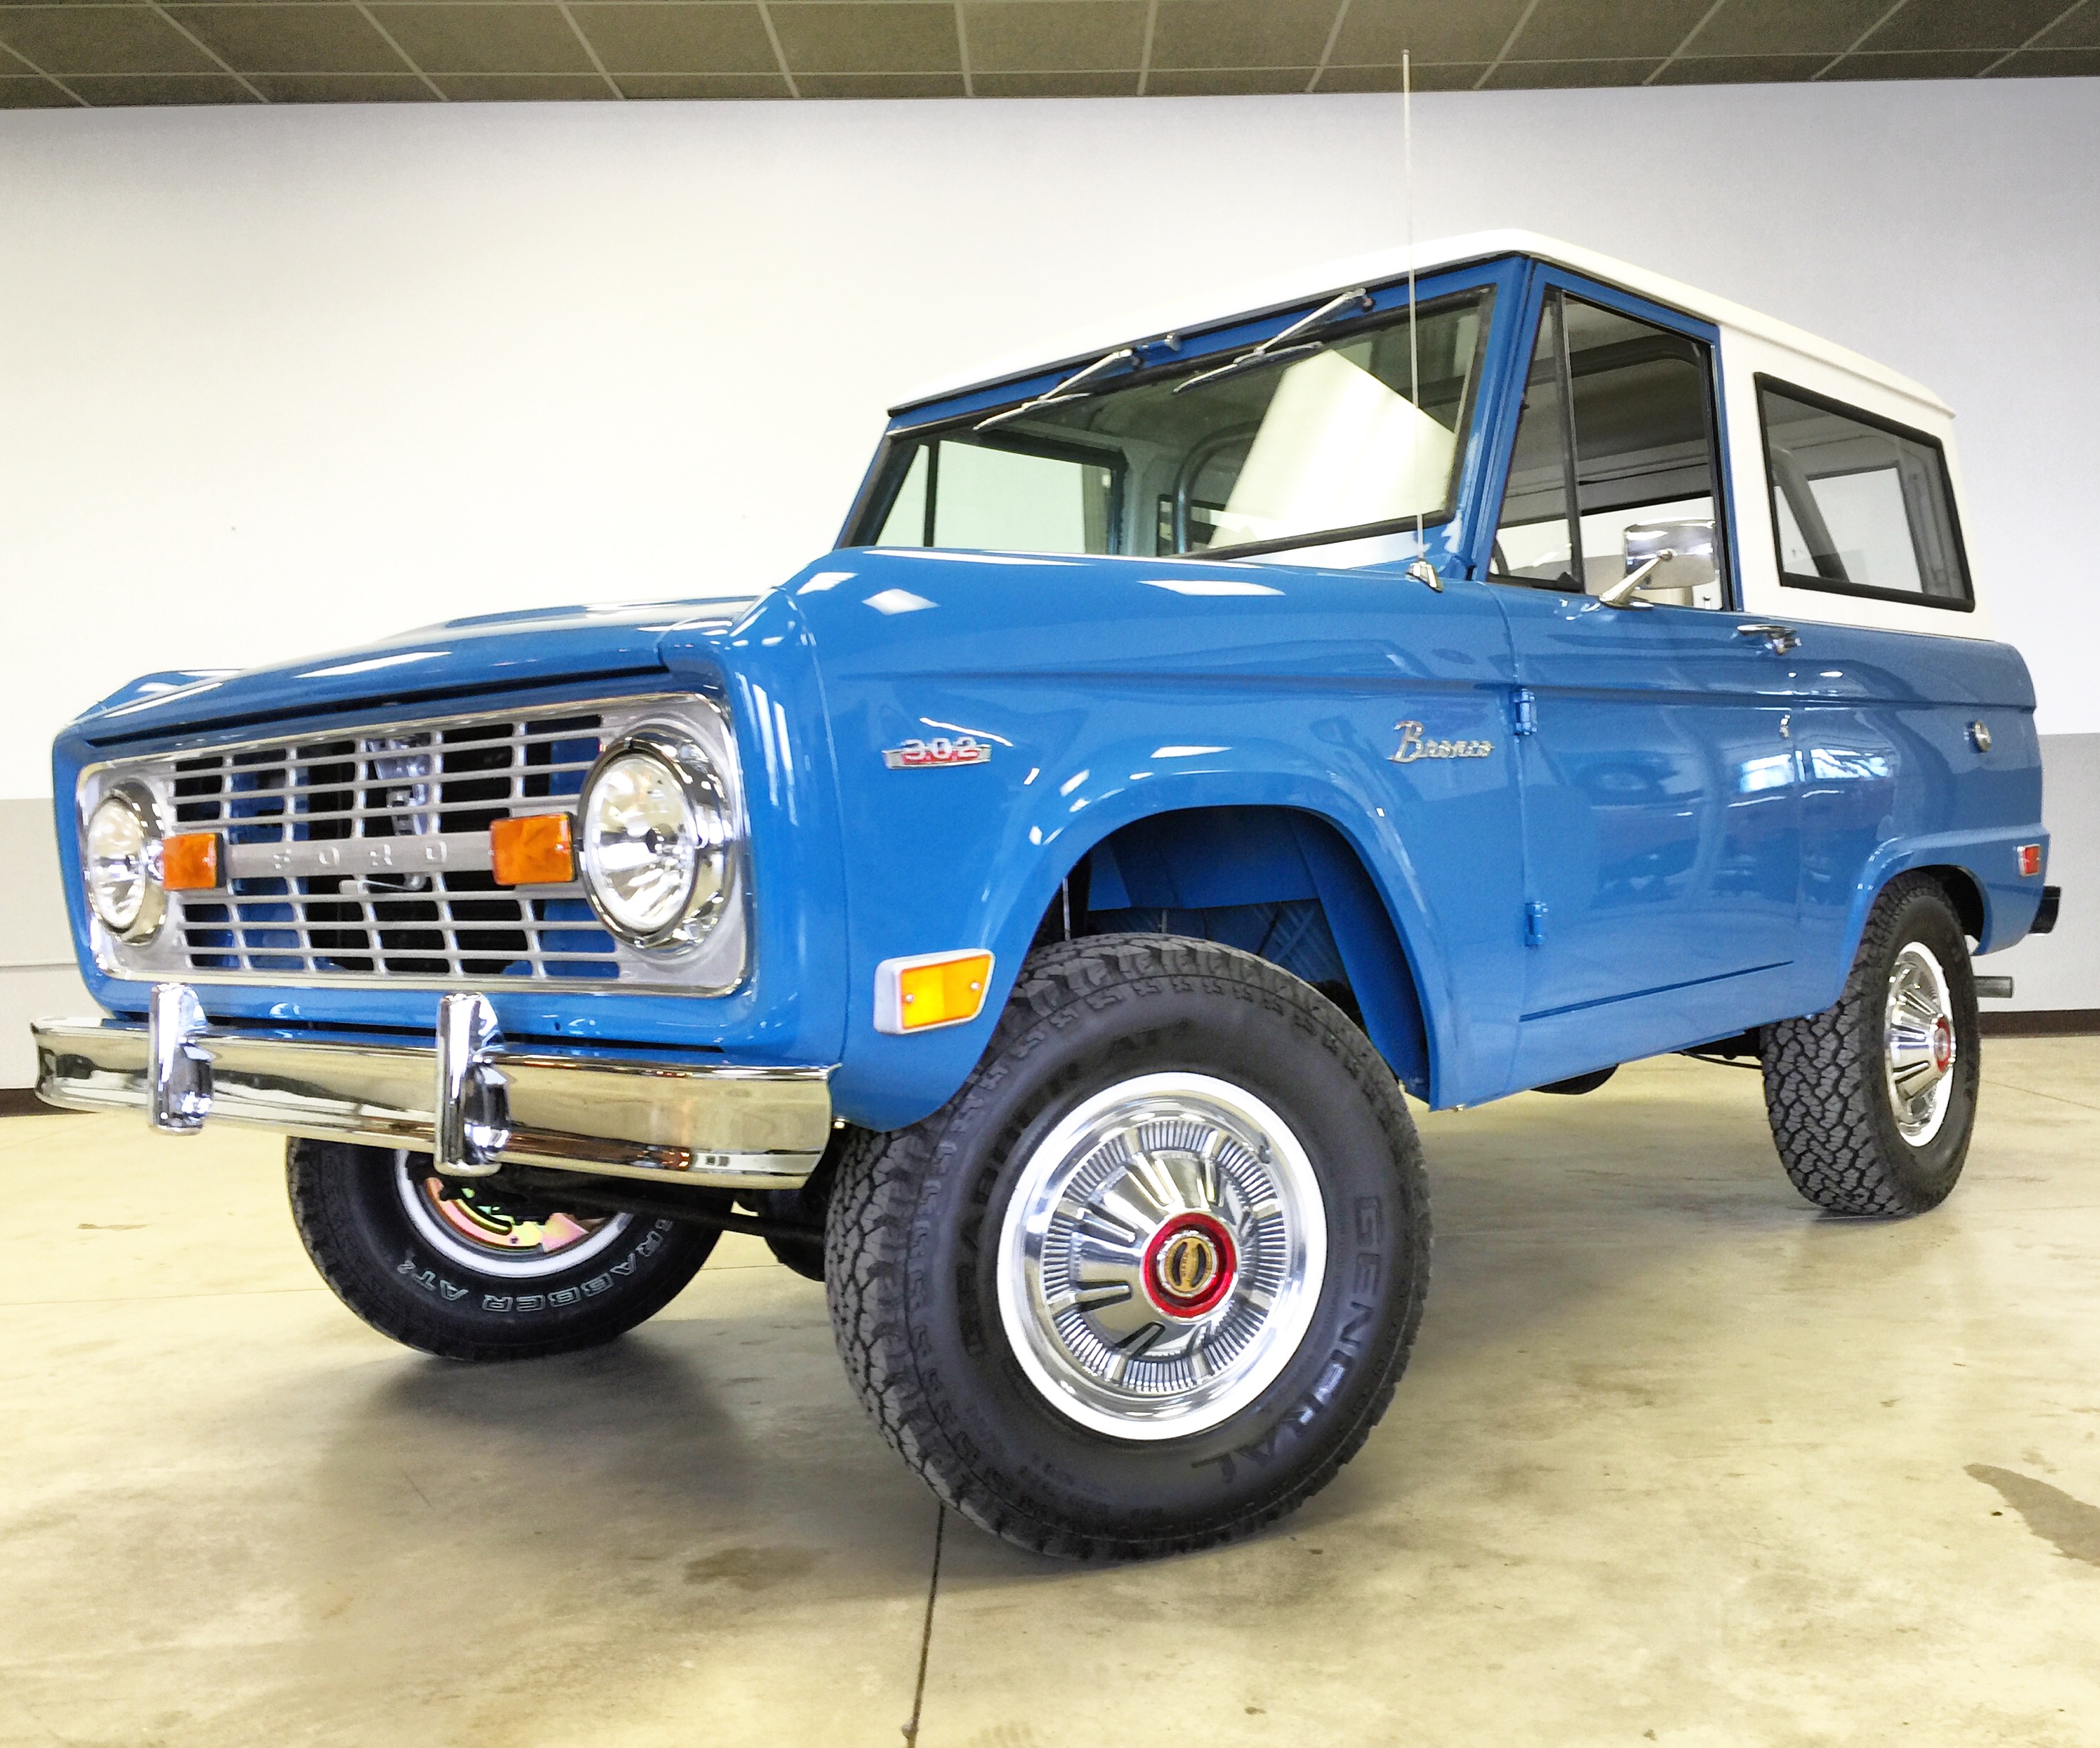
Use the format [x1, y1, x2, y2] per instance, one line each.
[3, 1041, 2097, 1748]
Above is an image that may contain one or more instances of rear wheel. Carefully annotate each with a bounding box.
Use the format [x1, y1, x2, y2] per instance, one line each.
[287, 1139, 718, 1359]
[826, 934, 1430, 1560]
[1761, 874, 1981, 1215]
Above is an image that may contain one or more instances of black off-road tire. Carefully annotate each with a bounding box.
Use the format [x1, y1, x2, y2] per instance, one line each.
[1761, 874, 1981, 1215]
[825, 934, 1431, 1562]
[287, 1139, 718, 1360]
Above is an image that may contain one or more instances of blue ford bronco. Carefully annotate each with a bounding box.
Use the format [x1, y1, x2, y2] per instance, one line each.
[37, 232, 2059, 1559]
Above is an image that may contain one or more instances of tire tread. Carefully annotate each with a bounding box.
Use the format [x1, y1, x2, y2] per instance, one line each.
[826, 934, 1429, 1560]
[1761, 874, 1975, 1217]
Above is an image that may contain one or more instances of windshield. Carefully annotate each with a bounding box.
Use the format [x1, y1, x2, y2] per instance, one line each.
[850, 288, 1491, 566]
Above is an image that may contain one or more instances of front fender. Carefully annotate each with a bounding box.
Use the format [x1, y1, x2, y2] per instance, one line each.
[803, 560, 1527, 1124]
[827, 753, 1477, 1130]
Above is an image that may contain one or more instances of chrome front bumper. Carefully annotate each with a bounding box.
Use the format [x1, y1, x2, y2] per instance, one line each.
[31, 987, 831, 1191]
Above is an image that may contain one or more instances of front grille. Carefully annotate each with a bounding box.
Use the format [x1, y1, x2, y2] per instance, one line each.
[169, 711, 621, 982]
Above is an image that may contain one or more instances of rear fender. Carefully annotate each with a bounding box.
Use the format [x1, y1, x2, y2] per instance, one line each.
[1807, 831, 2048, 1019]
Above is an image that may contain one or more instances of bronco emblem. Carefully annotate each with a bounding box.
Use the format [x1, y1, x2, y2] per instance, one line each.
[1391, 721, 1494, 763]
[883, 736, 991, 770]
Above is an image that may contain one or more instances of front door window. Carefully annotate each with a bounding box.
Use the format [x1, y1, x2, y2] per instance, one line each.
[1491, 289, 1725, 609]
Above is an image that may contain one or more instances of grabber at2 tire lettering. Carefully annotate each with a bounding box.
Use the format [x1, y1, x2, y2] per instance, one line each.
[287, 1139, 719, 1361]
[825, 934, 1431, 1561]
[1761, 873, 1983, 1216]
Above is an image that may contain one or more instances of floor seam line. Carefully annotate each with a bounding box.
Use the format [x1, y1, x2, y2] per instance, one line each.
[901, 1504, 945, 1744]
[1981, 1078, 2100, 1114]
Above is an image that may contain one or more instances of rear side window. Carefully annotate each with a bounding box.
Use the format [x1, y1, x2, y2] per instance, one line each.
[1757, 379, 1971, 609]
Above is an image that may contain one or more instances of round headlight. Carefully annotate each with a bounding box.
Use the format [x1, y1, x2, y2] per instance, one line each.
[577, 734, 734, 948]
[84, 784, 166, 943]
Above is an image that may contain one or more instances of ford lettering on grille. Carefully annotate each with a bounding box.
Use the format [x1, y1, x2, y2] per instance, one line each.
[167, 713, 613, 981]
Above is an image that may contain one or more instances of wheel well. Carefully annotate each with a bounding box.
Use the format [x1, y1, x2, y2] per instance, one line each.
[1036, 806, 1433, 1098]
[1916, 864, 1986, 940]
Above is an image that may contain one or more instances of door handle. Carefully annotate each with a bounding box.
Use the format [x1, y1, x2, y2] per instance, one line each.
[1734, 621, 1800, 654]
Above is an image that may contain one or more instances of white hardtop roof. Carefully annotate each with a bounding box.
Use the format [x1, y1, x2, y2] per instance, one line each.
[894, 229, 1949, 418]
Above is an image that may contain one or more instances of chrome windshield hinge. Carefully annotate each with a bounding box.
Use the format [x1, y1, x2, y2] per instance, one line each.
[1524, 902, 1549, 949]
[148, 983, 214, 1133]
[1511, 689, 1538, 736]
[434, 992, 512, 1177]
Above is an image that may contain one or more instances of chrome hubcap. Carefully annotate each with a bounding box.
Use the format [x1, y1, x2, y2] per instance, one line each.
[1884, 943, 1957, 1146]
[394, 1153, 631, 1279]
[996, 1072, 1326, 1442]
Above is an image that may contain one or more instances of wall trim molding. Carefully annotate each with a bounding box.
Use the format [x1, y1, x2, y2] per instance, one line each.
[1980, 1009, 2100, 1037]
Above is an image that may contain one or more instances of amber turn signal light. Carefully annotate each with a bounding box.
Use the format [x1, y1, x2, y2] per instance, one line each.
[874, 949, 995, 1034]
[161, 832, 221, 892]
[491, 814, 575, 887]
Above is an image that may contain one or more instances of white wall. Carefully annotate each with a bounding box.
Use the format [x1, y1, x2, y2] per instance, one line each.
[1986, 734, 2097, 1014]
[0, 799, 93, 1087]
[2, 81, 2095, 1073]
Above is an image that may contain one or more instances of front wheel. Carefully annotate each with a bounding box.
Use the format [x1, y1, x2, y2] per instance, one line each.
[1761, 874, 1981, 1215]
[287, 1139, 718, 1360]
[826, 935, 1431, 1560]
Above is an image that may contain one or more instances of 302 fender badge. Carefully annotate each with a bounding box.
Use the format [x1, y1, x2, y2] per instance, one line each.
[1391, 721, 1494, 764]
[883, 736, 992, 770]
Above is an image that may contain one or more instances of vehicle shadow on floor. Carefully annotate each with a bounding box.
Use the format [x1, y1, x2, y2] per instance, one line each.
[296, 1062, 1981, 1601]
[204, 1302, 939, 1744]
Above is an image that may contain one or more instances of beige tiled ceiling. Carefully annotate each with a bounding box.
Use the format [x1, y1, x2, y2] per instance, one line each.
[1, 0, 2096, 107]
[962, 1, 1146, 73]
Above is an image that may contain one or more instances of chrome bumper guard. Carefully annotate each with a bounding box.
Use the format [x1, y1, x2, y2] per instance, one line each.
[32, 987, 831, 1191]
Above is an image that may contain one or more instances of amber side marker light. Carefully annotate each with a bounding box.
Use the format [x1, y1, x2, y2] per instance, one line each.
[491, 814, 576, 887]
[874, 949, 996, 1035]
[2018, 844, 2043, 878]
[161, 832, 221, 892]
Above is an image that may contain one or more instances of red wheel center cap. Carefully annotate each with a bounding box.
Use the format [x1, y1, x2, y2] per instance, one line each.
[1143, 1214, 1237, 1317]
[1931, 1017, 1954, 1074]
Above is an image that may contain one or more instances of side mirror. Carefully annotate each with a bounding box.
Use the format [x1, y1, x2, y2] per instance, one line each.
[1611, 521, 1717, 607]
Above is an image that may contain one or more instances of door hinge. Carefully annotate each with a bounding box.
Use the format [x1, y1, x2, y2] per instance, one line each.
[1525, 901, 1549, 948]
[1511, 688, 1538, 736]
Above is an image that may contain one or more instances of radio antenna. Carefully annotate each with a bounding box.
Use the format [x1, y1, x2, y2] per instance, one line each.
[1404, 48, 1426, 565]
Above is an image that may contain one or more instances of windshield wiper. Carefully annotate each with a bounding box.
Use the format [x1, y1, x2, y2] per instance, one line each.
[974, 346, 1139, 433]
[1171, 286, 1374, 396]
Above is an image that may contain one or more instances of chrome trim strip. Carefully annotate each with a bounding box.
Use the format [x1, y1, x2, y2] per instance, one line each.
[33, 1015, 829, 1190]
[221, 833, 496, 882]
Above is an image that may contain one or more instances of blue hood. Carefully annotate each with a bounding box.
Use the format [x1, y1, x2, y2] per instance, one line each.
[74, 593, 769, 747]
